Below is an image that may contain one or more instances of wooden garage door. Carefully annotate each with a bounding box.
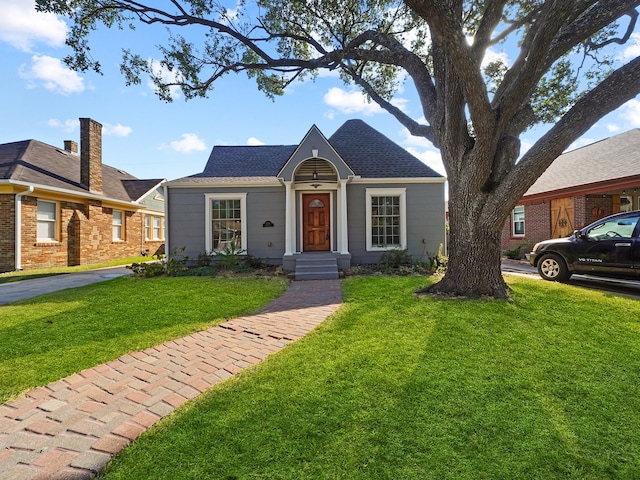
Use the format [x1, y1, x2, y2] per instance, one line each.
[550, 197, 575, 238]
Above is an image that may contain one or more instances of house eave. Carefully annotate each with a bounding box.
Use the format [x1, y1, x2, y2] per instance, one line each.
[0, 179, 143, 209]
[165, 176, 282, 188]
[522, 174, 640, 204]
[350, 176, 447, 184]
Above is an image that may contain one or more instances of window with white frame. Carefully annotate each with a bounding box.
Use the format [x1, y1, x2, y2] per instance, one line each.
[36, 200, 58, 242]
[145, 215, 164, 240]
[366, 188, 407, 251]
[205, 193, 247, 252]
[512, 205, 525, 236]
[112, 210, 124, 241]
[620, 195, 633, 212]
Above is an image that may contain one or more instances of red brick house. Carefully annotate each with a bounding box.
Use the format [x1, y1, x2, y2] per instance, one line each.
[0, 118, 165, 272]
[501, 129, 640, 257]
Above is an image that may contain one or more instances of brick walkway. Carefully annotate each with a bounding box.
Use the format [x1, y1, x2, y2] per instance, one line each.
[0, 279, 342, 480]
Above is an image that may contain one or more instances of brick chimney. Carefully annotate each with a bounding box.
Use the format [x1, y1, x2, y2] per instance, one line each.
[80, 118, 103, 194]
[63, 140, 78, 154]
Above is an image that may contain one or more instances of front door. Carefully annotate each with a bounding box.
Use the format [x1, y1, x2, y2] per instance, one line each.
[551, 197, 575, 238]
[303, 193, 330, 251]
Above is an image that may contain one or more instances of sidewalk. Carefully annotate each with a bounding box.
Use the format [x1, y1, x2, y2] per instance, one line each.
[0, 267, 132, 306]
[0, 279, 343, 479]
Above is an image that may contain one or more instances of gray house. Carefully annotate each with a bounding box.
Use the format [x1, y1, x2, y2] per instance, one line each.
[165, 119, 446, 278]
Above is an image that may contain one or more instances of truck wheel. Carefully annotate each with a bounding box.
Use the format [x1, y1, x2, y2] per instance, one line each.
[537, 253, 570, 282]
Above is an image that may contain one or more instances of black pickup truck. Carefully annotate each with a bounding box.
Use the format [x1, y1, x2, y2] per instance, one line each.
[526, 210, 640, 281]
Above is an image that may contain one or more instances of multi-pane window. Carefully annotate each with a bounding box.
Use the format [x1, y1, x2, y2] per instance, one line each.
[512, 205, 525, 236]
[145, 215, 164, 240]
[212, 199, 242, 250]
[112, 210, 124, 241]
[371, 196, 401, 247]
[205, 194, 247, 252]
[365, 188, 406, 251]
[36, 200, 58, 241]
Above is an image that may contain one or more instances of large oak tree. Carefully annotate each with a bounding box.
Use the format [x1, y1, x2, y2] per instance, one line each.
[38, 0, 640, 298]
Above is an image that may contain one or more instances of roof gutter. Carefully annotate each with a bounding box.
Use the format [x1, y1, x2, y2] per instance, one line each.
[15, 185, 34, 271]
[0, 180, 142, 209]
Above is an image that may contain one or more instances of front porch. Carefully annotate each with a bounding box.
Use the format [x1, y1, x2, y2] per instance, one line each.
[283, 252, 351, 280]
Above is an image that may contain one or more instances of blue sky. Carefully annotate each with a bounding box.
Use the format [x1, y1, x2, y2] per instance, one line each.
[1, 0, 640, 183]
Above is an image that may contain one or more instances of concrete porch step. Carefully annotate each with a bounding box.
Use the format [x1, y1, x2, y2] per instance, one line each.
[294, 256, 339, 280]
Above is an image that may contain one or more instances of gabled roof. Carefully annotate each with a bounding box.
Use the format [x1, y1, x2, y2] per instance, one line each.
[525, 129, 640, 197]
[329, 119, 441, 178]
[0, 139, 164, 204]
[175, 119, 443, 183]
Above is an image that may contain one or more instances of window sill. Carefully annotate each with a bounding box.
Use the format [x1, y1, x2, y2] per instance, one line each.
[34, 241, 60, 247]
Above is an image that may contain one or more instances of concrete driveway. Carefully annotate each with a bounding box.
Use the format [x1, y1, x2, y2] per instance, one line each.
[0, 266, 131, 306]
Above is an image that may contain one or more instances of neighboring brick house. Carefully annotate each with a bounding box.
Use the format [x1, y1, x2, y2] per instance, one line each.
[501, 129, 640, 257]
[0, 118, 165, 272]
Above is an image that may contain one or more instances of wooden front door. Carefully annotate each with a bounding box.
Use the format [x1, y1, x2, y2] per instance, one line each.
[551, 197, 575, 238]
[303, 193, 330, 251]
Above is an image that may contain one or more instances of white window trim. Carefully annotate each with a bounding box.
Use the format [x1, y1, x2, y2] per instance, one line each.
[112, 210, 124, 241]
[205, 193, 247, 252]
[511, 205, 525, 237]
[366, 188, 407, 251]
[36, 199, 59, 242]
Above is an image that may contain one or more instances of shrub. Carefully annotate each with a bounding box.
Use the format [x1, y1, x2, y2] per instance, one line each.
[377, 248, 414, 270]
[128, 247, 189, 278]
[213, 243, 246, 269]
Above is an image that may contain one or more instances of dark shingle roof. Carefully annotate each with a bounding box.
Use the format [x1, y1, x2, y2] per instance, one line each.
[526, 129, 640, 196]
[196, 145, 297, 177]
[329, 119, 442, 178]
[184, 119, 443, 180]
[0, 139, 163, 203]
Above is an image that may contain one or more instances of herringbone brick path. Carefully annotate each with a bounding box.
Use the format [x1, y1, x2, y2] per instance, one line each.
[0, 279, 342, 480]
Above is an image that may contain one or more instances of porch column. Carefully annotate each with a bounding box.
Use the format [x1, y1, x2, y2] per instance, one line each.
[284, 181, 293, 255]
[339, 179, 349, 254]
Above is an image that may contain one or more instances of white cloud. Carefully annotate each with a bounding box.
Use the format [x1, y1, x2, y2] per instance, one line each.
[482, 48, 510, 69]
[621, 33, 640, 61]
[20, 55, 84, 95]
[323, 87, 383, 116]
[47, 118, 78, 133]
[246, 137, 265, 146]
[0, 0, 67, 51]
[406, 147, 446, 176]
[323, 87, 408, 118]
[620, 99, 640, 127]
[169, 133, 207, 153]
[148, 58, 182, 98]
[398, 125, 445, 176]
[607, 124, 621, 133]
[103, 123, 132, 137]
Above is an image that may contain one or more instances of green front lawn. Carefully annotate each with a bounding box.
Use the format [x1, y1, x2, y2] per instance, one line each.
[98, 276, 640, 479]
[0, 276, 287, 403]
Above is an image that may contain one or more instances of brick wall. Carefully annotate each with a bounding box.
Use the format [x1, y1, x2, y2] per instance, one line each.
[501, 201, 549, 257]
[15, 195, 164, 271]
[500, 194, 617, 258]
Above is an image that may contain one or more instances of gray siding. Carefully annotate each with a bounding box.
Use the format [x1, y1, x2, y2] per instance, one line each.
[139, 186, 165, 212]
[168, 186, 285, 262]
[346, 182, 446, 265]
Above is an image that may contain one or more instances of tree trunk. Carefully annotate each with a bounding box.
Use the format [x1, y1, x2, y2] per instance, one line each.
[421, 183, 510, 299]
[424, 216, 508, 298]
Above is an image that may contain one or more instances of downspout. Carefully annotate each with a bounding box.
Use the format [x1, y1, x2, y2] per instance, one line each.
[163, 183, 169, 260]
[15, 186, 34, 271]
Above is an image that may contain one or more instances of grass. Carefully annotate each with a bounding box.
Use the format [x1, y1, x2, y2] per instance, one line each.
[0, 276, 287, 403]
[95, 275, 640, 480]
[0, 255, 152, 284]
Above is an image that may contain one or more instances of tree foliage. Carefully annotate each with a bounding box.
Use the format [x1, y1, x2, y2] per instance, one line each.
[37, 0, 640, 298]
